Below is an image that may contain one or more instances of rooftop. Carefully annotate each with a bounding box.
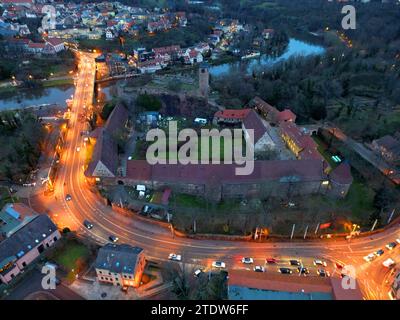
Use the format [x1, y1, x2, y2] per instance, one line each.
[0, 215, 58, 272]
[94, 243, 143, 274]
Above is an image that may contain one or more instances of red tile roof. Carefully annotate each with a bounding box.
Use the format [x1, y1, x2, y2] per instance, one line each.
[330, 277, 363, 300]
[125, 159, 326, 184]
[228, 270, 332, 294]
[214, 109, 251, 120]
[45, 38, 64, 46]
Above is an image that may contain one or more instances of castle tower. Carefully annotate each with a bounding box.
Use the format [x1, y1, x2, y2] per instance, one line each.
[198, 62, 209, 100]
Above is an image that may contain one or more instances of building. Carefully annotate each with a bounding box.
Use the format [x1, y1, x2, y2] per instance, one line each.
[122, 159, 332, 202]
[279, 121, 324, 161]
[371, 135, 400, 164]
[249, 96, 296, 125]
[0, 203, 38, 239]
[198, 62, 209, 99]
[228, 270, 333, 300]
[228, 270, 363, 300]
[44, 38, 65, 54]
[262, 28, 275, 40]
[389, 271, 400, 300]
[0, 208, 60, 285]
[85, 103, 129, 178]
[242, 109, 275, 152]
[152, 45, 180, 62]
[94, 243, 146, 288]
[213, 109, 251, 125]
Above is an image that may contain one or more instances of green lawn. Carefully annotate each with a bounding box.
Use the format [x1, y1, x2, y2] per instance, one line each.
[145, 134, 244, 163]
[53, 241, 90, 271]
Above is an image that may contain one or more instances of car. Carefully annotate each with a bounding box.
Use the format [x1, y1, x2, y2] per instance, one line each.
[297, 267, 310, 274]
[65, 194, 72, 201]
[396, 238, 400, 244]
[335, 262, 344, 269]
[313, 259, 327, 267]
[383, 258, 395, 268]
[194, 269, 203, 277]
[266, 258, 277, 264]
[386, 242, 397, 250]
[279, 267, 293, 274]
[168, 253, 182, 262]
[242, 257, 254, 264]
[363, 253, 375, 262]
[76, 147, 80, 152]
[289, 260, 301, 266]
[253, 266, 265, 272]
[83, 220, 93, 229]
[109, 235, 119, 243]
[374, 249, 384, 256]
[212, 261, 226, 268]
[317, 269, 328, 277]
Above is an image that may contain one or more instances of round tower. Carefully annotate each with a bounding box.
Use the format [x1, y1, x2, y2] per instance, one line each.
[198, 62, 209, 100]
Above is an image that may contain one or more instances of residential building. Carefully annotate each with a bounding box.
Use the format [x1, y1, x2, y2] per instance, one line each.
[94, 243, 146, 288]
[213, 109, 251, 125]
[44, 37, 65, 53]
[371, 135, 400, 164]
[262, 28, 275, 40]
[0, 203, 38, 239]
[0, 209, 60, 285]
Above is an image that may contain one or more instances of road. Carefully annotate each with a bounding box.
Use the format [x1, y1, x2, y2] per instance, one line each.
[31, 51, 400, 300]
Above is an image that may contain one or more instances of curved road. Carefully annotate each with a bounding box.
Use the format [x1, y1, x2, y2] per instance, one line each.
[33, 52, 400, 300]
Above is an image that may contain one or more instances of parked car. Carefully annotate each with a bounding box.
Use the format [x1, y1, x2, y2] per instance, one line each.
[76, 147, 80, 152]
[168, 253, 182, 262]
[279, 268, 293, 274]
[212, 261, 226, 268]
[297, 267, 310, 274]
[83, 220, 93, 229]
[383, 258, 395, 268]
[242, 257, 254, 264]
[109, 235, 119, 243]
[266, 258, 277, 264]
[253, 266, 265, 272]
[317, 269, 328, 277]
[374, 249, 384, 257]
[65, 194, 72, 201]
[313, 260, 327, 267]
[386, 242, 397, 250]
[289, 260, 301, 266]
[335, 262, 344, 270]
[396, 238, 400, 244]
[363, 253, 375, 262]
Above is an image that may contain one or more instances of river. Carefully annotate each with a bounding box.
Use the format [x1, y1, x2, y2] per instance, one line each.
[0, 39, 324, 110]
[0, 85, 114, 111]
[209, 38, 325, 77]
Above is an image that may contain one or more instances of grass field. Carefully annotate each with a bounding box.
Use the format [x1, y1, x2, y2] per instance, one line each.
[53, 241, 90, 271]
[145, 134, 245, 163]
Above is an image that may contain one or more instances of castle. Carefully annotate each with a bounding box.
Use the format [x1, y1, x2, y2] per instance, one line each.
[85, 97, 352, 201]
